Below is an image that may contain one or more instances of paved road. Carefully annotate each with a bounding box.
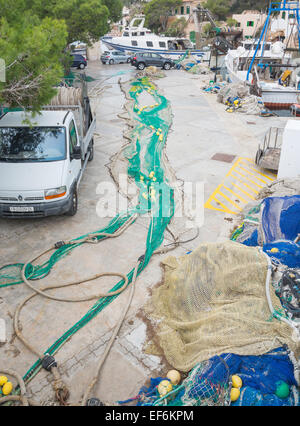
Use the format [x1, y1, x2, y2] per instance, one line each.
[0, 61, 288, 404]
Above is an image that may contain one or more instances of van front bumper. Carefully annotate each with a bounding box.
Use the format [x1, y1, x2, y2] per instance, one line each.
[0, 195, 72, 218]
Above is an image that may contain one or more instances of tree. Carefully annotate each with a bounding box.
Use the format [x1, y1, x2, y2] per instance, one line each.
[0, 0, 68, 111]
[144, 0, 182, 33]
[165, 17, 187, 37]
[102, 0, 123, 23]
[226, 17, 238, 28]
[203, 0, 231, 21]
[26, 0, 110, 44]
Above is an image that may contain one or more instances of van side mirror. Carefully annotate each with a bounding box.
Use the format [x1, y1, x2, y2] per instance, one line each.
[71, 146, 81, 160]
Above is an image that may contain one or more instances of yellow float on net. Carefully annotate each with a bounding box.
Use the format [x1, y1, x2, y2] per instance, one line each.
[149, 171, 155, 178]
[232, 375, 243, 388]
[157, 380, 173, 397]
[2, 381, 13, 395]
[167, 370, 181, 386]
[159, 134, 163, 142]
[0, 376, 8, 386]
[230, 387, 240, 402]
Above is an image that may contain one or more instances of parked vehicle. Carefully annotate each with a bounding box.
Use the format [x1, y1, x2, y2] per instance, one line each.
[130, 52, 175, 70]
[0, 80, 96, 218]
[71, 53, 87, 69]
[101, 50, 132, 65]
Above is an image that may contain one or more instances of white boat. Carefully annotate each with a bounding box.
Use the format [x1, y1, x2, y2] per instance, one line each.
[225, 40, 300, 109]
[101, 16, 210, 62]
[225, 40, 289, 84]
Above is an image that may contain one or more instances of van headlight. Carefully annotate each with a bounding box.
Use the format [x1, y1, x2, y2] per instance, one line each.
[44, 186, 67, 200]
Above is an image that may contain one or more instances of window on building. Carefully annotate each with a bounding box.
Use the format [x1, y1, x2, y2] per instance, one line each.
[247, 21, 254, 27]
[146, 41, 153, 47]
[282, 12, 286, 19]
[186, 6, 190, 14]
[180, 6, 184, 14]
[131, 41, 138, 46]
[289, 14, 295, 19]
[236, 22, 241, 27]
[175, 8, 178, 14]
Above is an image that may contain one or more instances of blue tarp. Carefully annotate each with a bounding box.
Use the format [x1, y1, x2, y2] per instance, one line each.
[237, 196, 300, 267]
[129, 347, 299, 406]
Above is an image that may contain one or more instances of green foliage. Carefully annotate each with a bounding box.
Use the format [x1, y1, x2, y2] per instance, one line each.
[165, 17, 187, 37]
[203, 0, 231, 21]
[0, 0, 68, 111]
[102, 0, 123, 23]
[226, 17, 238, 27]
[144, 0, 182, 33]
[230, 0, 269, 14]
[26, 0, 110, 44]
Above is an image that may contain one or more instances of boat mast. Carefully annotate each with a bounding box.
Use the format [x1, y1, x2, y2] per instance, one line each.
[246, 1, 300, 81]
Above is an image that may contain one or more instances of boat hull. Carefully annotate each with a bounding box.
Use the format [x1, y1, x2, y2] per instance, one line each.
[261, 89, 300, 109]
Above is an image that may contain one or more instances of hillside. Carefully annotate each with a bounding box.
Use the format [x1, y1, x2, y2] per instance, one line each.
[230, 0, 270, 14]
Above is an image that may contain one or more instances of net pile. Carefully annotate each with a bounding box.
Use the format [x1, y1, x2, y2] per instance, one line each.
[144, 241, 299, 372]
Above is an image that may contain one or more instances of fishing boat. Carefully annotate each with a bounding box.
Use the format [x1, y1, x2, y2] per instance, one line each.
[101, 16, 210, 62]
[225, 1, 300, 109]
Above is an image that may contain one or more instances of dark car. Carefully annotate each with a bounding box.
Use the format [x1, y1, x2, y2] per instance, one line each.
[131, 53, 174, 70]
[71, 54, 87, 69]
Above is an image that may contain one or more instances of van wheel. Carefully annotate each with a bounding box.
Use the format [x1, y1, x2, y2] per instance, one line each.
[88, 139, 94, 161]
[163, 62, 171, 70]
[79, 63, 85, 69]
[127, 58, 131, 63]
[137, 62, 145, 70]
[109, 59, 114, 65]
[66, 188, 78, 216]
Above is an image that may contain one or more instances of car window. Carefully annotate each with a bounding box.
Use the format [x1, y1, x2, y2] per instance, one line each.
[69, 120, 78, 156]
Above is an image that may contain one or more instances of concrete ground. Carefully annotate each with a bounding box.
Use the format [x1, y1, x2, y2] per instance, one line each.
[0, 61, 292, 405]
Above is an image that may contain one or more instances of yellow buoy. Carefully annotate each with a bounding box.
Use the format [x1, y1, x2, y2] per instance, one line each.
[0, 376, 8, 386]
[2, 381, 13, 395]
[157, 380, 172, 397]
[270, 247, 279, 253]
[230, 387, 240, 402]
[232, 375, 243, 388]
[166, 370, 181, 386]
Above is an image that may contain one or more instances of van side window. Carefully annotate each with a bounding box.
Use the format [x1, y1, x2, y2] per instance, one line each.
[69, 120, 78, 156]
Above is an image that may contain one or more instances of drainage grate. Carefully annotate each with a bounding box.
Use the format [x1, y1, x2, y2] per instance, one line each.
[211, 153, 236, 163]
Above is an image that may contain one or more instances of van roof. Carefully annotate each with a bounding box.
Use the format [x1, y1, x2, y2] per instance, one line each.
[0, 110, 69, 127]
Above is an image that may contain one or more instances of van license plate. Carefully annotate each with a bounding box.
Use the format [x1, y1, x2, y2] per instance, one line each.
[9, 206, 34, 212]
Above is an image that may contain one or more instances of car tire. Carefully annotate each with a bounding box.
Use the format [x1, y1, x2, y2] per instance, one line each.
[109, 59, 114, 65]
[163, 62, 171, 70]
[66, 188, 78, 216]
[79, 63, 85, 70]
[137, 62, 145, 70]
[88, 139, 94, 162]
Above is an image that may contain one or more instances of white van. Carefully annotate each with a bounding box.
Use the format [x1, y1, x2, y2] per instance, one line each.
[0, 103, 95, 218]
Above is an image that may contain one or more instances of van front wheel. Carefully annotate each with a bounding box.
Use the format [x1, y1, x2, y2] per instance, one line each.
[66, 188, 78, 216]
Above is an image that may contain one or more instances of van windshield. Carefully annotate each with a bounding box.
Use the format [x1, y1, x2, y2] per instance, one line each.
[0, 127, 66, 162]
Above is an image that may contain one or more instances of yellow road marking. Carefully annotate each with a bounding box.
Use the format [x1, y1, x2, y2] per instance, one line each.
[218, 190, 243, 210]
[222, 185, 249, 203]
[205, 157, 275, 215]
[232, 183, 256, 200]
[237, 165, 269, 184]
[239, 161, 275, 181]
[229, 175, 259, 194]
[232, 170, 264, 188]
